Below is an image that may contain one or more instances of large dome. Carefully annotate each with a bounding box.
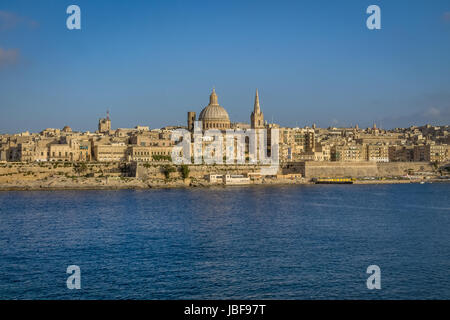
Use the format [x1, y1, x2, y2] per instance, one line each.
[195, 88, 231, 130]
[199, 104, 230, 121]
[198, 88, 230, 122]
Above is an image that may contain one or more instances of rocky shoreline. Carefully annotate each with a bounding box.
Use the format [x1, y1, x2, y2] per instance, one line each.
[0, 176, 447, 191]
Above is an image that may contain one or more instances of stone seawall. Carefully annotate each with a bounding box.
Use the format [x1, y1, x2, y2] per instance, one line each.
[304, 162, 378, 178]
[282, 161, 436, 178]
[0, 161, 439, 190]
[376, 162, 434, 176]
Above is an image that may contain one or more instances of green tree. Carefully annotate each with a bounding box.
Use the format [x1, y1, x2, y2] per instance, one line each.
[162, 165, 176, 179]
[74, 162, 87, 176]
[152, 155, 172, 162]
[180, 165, 190, 179]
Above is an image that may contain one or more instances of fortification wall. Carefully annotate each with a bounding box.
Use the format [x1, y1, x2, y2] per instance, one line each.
[303, 162, 378, 178]
[0, 162, 129, 183]
[376, 162, 434, 176]
[0, 161, 437, 184]
[298, 161, 435, 178]
[135, 163, 269, 180]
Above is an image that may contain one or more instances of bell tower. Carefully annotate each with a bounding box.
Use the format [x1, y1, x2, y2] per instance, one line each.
[251, 89, 264, 129]
[98, 110, 111, 133]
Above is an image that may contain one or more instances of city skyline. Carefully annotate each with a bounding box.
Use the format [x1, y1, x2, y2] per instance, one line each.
[0, 86, 449, 135]
[1, 0, 450, 133]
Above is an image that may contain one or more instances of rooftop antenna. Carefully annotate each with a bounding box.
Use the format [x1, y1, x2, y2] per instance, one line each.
[107, 109, 110, 121]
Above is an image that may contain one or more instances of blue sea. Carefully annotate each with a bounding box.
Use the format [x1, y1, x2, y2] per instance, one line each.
[0, 183, 449, 299]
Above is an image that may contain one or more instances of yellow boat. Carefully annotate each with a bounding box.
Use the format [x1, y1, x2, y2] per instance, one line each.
[312, 178, 354, 184]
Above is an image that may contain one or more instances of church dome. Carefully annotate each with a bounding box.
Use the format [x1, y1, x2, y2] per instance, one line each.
[199, 104, 230, 121]
[198, 88, 230, 122]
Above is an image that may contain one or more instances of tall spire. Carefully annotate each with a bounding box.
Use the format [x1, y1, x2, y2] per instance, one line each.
[251, 89, 264, 129]
[209, 87, 218, 105]
[254, 89, 260, 113]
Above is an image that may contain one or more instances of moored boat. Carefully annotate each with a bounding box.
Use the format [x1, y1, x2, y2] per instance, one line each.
[312, 178, 354, 184]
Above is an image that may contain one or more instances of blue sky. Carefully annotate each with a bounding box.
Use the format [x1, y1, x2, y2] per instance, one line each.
[0, 0, 449, 133]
